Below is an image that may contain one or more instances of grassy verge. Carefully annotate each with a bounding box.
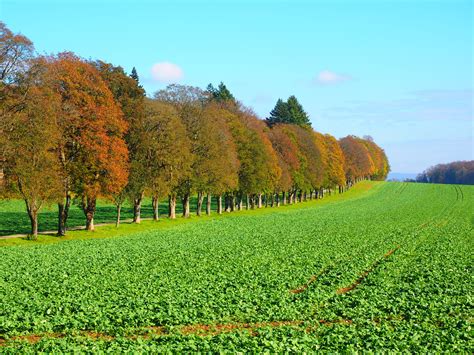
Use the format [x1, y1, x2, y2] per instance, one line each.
[0, 181, 382, 247]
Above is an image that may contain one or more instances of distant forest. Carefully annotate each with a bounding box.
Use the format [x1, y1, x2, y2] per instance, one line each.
[412, 161, 474, 185]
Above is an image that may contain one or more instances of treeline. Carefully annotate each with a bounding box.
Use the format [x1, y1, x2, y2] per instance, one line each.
[0, 23, 390, 238]
[414, 161, 474, 185]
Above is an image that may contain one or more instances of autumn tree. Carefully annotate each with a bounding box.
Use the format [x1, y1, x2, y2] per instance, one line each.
[286, 126, 324, 201]
[339, 135, 375, 185]
[1, 59, 63, 239]
[323, 134, 346, 192]
[46, 53, 129, 232]
[198, 104, 240, 215]
[135, 99, 192, 220]
[416, 160, 474, 185]
[267, 124, 300, 205]
[154, 84, 205, 217]
[226, 107, 281, 209]
[0, 22, 35, 179]
[0, 22, 34, 86]
[361, 136, 390, 181]
[92, 60, 146, 225]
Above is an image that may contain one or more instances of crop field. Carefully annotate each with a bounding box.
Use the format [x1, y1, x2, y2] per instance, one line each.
[0, 181, 472, 351]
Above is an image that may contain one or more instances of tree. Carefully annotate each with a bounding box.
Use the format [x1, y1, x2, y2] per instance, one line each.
[361, 137, 390, 181]
[46, 53, 129, 232]
[142, 99, 192, 219]
[266, 99, 290, 127]
[1, 61, 62, 239]
[207, 81, 235, 103]
[286, 95, 311, 127]
[0, 22, 34, 85]
[323, 134, 346, 191]
[266, 96, 310, 127]
[199, 104, 240, 215]
[416, 161, 474, 185]
[339, 135, 375, 185]
[130, 67, 139, 82]
[227, 108, 281, 209]
[286, 125, 324, 200]
[267, 124, 301, 204]
[154, 84, 203, 217]
[91, 60, 146, 224]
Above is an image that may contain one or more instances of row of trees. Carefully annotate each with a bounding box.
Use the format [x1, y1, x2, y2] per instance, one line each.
[0, 22, 390, 238]
[414, 161, 474, 185]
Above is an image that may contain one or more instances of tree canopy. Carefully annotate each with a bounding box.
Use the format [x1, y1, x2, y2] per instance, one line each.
[266, 96, 310, 127]
[0, 22, 390, 237]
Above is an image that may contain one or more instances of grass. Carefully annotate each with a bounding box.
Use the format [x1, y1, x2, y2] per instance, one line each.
[0, 181, 380, 246]
[0, 195, 217, 236]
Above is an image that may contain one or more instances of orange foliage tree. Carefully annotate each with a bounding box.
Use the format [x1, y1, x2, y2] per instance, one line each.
[46, 53, 129, 231]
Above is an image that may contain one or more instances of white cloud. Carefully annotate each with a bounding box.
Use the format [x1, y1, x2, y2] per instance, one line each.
[315, 70, 352, 85]
[151, 62, 184, 83]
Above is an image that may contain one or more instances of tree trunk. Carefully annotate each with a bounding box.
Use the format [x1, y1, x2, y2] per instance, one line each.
[250, 194, 255, 209]
[169, 195, 176, 219]
[225, 195, 231, 212]
[282, 191, 286, 205]
[197, 192, 204, 216]
[237, 194, 243, 210]
[246, 194, 250, 210]
[83, 197, 96, 231]
[115, 204, 121, 227]
[257, 193, 263, 208]
[217, 195, 223, 214]
[206, 193, 212, 215]
[231, 195, 236, 212]
[320, 188, 324, 199]
[57, 193, 71, 236]
[133, 192, 143, 223]
[152, 195, 159, 221]
[182, 194, 190, 218]
[26, 202, 38, 240]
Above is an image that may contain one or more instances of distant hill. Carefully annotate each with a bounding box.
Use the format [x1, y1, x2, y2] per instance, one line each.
[387, 172, 417, 181]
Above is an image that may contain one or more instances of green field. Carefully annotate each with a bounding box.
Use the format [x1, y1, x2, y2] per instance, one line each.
[0, 182, 472, 351]
[0, 196, 215, 236]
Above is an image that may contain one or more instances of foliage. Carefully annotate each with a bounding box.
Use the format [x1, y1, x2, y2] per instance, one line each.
[416, 160, 474, 185]
[266, 96, 310, 127]
[206, 82, 235, 103]
[0, 182, 472, 351]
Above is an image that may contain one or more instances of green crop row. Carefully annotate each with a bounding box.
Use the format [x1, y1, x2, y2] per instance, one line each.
[0, 182, 472, 351]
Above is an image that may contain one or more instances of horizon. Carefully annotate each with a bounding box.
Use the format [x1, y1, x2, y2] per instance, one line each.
[1, 0, 472, 173]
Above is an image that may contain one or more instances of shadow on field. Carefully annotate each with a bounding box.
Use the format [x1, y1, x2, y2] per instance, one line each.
[0, 197, 216, 236]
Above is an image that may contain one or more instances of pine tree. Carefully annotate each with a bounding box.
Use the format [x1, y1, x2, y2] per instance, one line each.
[130, 67, 139, 82]
[217, 82, 235, 101]
[206, 82, 235, 102]
[287, 95, 311, 127]
[266, 99, 290, 126]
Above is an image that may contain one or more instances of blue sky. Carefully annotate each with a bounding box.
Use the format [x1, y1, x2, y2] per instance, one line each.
[1, 0, 472, 173]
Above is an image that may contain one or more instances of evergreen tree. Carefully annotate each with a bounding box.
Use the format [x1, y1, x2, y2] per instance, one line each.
[206, 83, 217, 97]
[266, 99, 290, 126]
[130, 67, 139, 82]
[206, 82, 235, 102]
[217, 82, 235, 101]
[287, 95, 311, 126]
